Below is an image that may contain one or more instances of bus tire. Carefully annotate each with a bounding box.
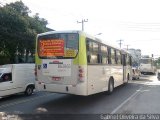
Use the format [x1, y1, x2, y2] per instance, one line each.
[124, 74, 129, 85]
[108, 78, 114, 95]
[127, 74, 130, 83]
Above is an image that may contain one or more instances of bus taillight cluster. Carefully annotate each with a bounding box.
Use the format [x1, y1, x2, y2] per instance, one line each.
[78, 66, 85, 82]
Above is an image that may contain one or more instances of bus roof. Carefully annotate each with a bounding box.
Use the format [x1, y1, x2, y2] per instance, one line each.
[140, 57, 153, 59]
[37, 30, 125, 53]
[38, 30, 81, 37]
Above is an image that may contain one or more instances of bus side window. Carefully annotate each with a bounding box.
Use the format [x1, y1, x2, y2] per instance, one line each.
[101, 45, 108, 64]
[111, 48, 116, 64]
[97, 44, 102, 64]
[86, 38, 92, 64]
[90, 54, 98, 64]
[108, 47, 111, 64]
[122, 54, 126, 66]
[126, 55, 131, 65]
[87, 54, 91, 63]
[97, 54, 101, 63]
[116, 51, 121, 65]
[86, 40, 89, 51]
[129, 56, 132, 66]
[115, 50, 117, 64]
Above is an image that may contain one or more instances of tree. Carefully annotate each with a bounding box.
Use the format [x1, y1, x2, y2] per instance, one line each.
[5, 1, 31, 16]
[0, 1, 49, 64]
[0, 6, 28, 62]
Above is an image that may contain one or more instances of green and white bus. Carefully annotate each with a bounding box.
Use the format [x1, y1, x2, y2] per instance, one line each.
[35, 30, 132, 96]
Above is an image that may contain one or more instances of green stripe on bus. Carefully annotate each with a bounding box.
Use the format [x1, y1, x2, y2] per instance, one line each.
[35, 54, 42, 64]
[73, 35, 87, 65]
[35, 38, 42, 65]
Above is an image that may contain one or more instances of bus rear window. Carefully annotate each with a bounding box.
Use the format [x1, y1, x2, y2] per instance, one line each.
[140, 59, 152, 64]
[38, 33, 79, 59]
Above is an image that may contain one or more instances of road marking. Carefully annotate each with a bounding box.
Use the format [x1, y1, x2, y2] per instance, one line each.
[0, 93, 55, 109]
[111, 85, 144, 114]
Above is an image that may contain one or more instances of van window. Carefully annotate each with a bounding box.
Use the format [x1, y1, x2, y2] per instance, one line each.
[0, 73, 12, 82]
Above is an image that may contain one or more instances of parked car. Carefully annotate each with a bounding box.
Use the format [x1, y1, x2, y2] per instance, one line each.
[132, 67, 141, 80]
[0, 64, 35, 97]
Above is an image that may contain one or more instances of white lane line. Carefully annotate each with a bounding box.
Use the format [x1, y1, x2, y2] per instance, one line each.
[0, 93, 55, 109]
[111, 85, 144, 114]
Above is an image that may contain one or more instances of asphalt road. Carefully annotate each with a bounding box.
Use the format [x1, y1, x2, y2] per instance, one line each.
[0, 74, 160, 116]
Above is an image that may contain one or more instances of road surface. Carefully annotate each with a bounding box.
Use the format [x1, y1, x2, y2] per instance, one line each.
[0, 74, 160, 119]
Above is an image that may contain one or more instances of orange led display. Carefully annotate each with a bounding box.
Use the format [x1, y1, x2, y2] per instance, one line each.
[39, 39, 64, 57]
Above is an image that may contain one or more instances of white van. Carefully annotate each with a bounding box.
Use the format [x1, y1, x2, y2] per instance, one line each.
[0, 64, 35, 97]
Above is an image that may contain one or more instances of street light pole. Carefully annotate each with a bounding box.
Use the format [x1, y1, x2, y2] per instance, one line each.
[77, 19, 88, 31]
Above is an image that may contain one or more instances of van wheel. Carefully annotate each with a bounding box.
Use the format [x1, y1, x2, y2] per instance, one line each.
[108, 78, 114, 94]
[25, 86, 33, 96]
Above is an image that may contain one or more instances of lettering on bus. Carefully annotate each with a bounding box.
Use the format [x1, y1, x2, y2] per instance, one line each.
[58, 64, 71, 69]
[65, 49, 76, 57]
[39, 39, 64, 57]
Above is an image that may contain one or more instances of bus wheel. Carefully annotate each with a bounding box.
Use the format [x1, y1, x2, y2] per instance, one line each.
[108, 78, 114, 95]
[127, 74, 130, 83]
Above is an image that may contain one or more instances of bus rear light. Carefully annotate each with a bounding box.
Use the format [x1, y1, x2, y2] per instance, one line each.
[79, 69, 83, 73]
[78, 66, 85, 82]
[79, 74, 84, 77]
[78, 77, 85, 82]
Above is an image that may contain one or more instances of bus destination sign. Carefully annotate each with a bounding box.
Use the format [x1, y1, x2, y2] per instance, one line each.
[39, 39, 64, 57]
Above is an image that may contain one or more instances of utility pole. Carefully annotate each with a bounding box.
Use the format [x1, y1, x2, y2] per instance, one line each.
[125, 44, 130, 50]
[77, 19, 88, 31]
[117, 39, 124, 48]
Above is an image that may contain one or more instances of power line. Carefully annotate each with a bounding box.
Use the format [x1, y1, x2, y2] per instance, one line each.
[77, 19, 88, 31]
[120, 21, 160, 32]
[126, 39, 160, 43]
[120, 21, 160, 26]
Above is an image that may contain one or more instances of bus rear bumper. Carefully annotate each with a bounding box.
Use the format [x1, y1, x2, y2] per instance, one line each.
[36, 82, 88, 96]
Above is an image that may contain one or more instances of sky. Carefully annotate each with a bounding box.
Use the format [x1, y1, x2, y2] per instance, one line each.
[2, 0, 160, 58]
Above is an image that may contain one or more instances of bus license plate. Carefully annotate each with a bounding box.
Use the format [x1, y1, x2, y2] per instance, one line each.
[52, 77, 61, 81]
